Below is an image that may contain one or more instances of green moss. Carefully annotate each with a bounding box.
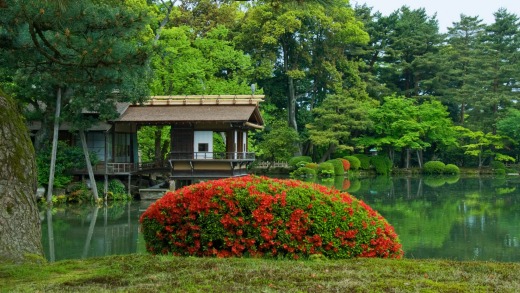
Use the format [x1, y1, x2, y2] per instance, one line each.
[0, 93, 36, 183]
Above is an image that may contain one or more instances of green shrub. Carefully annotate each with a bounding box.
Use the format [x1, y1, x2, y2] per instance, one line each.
[67, 182, 92, 203]
[326, 159, 344, 176]
[96, 179, 131, 201]
[318, 162, 335, 177]
[140, 175, 403, 259]
[290, 167, 317, 178]
[339, 158, 351, 171]
[370, 155, 392, 175]
[491, 161, 506, 171]
[304, 163, 319, 170]
[288, 156, 312, 168]
[344, 156, 361, 170]
[353, 154, 371, 170]
[36, 141, 98, 188]
[444, 164, 460, 175]
[423, 161, 446, 175]
[495, 169, 506, 176]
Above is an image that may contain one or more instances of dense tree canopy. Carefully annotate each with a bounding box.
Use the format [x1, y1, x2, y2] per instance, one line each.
[3, 0, 520, 174]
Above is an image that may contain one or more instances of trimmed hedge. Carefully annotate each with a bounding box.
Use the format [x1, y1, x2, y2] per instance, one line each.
[140, 176, 403, 259]
[423, 161, 446, 175]
[344, 156, 360, 170]
[304, 163, 319, 170]
[370, 155, 392, 175]
[318, 162, 335, 177]
[353, 154, 371, 170]
[290, 167, 317, 178]
[288, 156, 312, 168]
[444, 164, 460, 175]
[326, 159, 344, 176]
[339, 158, 351, 172]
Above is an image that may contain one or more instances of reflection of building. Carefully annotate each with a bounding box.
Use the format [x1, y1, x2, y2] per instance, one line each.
[29, 95, 264, 186]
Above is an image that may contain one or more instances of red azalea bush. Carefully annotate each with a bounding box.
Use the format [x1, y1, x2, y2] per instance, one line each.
[140, 175, 403, 259]
[339, 158, 351, 171]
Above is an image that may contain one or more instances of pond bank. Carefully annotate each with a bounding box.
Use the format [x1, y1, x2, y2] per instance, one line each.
[2, 254, 519, 292]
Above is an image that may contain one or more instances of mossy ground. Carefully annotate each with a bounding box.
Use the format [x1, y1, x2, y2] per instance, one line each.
[2, 255, 520, 292]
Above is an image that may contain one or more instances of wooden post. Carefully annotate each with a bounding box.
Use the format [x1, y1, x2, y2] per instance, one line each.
[80, 130, 99, 201]
[47, 87, 61, 203]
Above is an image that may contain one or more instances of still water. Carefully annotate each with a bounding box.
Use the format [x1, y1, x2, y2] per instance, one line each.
[41, 176, 520, 262]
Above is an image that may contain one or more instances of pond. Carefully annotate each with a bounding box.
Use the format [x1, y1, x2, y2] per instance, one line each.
[41, 176, 520, 262]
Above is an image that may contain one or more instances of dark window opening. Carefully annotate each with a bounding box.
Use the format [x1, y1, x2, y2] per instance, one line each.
[198, 143, 209, 152]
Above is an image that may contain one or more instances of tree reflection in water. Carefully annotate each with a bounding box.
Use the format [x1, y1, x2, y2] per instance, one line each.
[41, 176, 520, 262]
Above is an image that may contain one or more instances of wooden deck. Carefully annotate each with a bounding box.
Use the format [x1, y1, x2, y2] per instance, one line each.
[74, 152, 255, 178]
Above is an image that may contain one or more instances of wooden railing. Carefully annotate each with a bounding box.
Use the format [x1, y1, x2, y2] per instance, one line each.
[255, 161, 289, 169]
[169, 152, 256, 161]
[77, 152, 256, 175]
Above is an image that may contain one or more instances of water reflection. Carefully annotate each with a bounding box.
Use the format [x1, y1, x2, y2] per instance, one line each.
[41, 176, 520, 262]
[40, 201, 151, 262]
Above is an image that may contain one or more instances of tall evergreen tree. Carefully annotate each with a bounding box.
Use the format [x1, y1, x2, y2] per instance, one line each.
[0, 0, 153, 199]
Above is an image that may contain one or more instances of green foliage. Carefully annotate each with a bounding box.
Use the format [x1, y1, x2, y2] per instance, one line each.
[36, 141, 96, 188]
[344, 156, 361, 170]
[325, 159, 345, 176]
[140, 176, 403, 259]
[370, 156, 393, 175]
[491, 161, 506, 171]
[339, 158, 351, 172]
[423, 161, 446, 175]
[307, 93, 375, 154]
[318, 162, 335, 177]
[257, 120, 300, 163]
[290, 167, 317, 179]
[444, 164, 460, 175]
[288, 156, 313, 168]
[353, 154, 371, 170]
[137, 126, 171, 163]
[97, 179, 131, 201]
[1, 0, 154, 131]
[67, 182, 93, 203]
[305, 163, 319, 170]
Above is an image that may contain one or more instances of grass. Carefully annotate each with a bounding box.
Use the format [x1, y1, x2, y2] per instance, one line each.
[2, 255, 520, 292]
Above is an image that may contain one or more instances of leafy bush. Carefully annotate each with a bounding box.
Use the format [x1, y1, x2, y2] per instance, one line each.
[140, 176, 403, 259]
[36, 141, 97, 188]
[353, 154, 371, 170]
[304, 163, 319, 170]
[288, 156, 312, 168]
[344, 156, 361, 170]
[290, 167, 317, 178]
[491, 161, 506, 171]
[339, 158, 351, 172]
[66, 182, 92, 203]
[97, 179, 131, 201]
[423, 161, 446, 175]
[444, 164, 460, 175]
[370, 156, 392, 175]
[96, 179, 132, 201]
[318, 162, 335, 177]
[495, 168, 506, 176]
[325, 159, 344, 176]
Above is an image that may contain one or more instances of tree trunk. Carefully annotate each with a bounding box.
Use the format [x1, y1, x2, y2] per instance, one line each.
[282, 39, 301, 156]
[0, 93, 44, 263]
[80, 130, 99, 201]
[47, 87, 62, 203]
[405, 148, 411, 168]
[416, 150, 423, 168]
[319, 143, 336, 163]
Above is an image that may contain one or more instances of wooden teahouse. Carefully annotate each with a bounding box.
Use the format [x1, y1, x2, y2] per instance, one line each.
[109, 95, 264, 182]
